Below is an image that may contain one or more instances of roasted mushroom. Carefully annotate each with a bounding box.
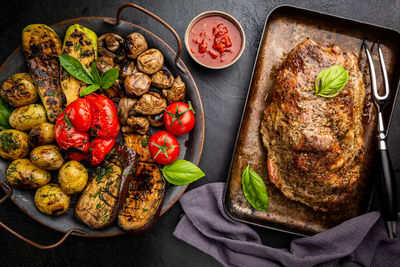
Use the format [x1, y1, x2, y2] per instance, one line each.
[96, 56, 116, 73]
[120, 60, 136, 78]
[104, 79, 125, 102]
[147, 113, 164, 127]
[151, 70, 174, 89]
[134, 92, 167, 115]
[163, 75, 186, 104]
[125, 32, 148, 59]
[124, 72, 151, 97]
[118, 97, 137, 124]
[98, 33, 125, 62]
[136, 49, 164, 75]
[126, 116, 150, 135]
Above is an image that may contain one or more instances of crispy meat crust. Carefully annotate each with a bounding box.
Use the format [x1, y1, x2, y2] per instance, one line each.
[260, 40, 366, 211]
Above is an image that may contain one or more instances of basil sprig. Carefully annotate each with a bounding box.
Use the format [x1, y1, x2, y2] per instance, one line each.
[315, 65, 349, 98]
[59, 54, 119, 96]
[242, 164, 269, 213]
[161, 159, 205, 185]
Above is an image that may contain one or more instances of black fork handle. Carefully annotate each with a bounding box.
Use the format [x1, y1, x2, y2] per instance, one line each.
[376, 147, 398, 222]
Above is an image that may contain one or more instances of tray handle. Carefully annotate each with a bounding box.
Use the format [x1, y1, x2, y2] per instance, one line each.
[104, 2, 185, 73]
[0, 182, 86, 249]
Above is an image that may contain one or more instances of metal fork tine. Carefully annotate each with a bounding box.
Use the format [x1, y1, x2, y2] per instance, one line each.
[378, 43, 390, 100]
[363, 42, 379, 101]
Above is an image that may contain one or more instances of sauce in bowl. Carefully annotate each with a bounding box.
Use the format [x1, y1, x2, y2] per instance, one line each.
[188, 15, 243, 68]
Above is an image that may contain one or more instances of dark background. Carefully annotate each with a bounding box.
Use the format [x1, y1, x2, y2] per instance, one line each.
[1, 0, 400, 266]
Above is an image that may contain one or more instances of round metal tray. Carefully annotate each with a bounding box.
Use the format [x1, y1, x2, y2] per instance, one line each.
[0, 3, 204, 248]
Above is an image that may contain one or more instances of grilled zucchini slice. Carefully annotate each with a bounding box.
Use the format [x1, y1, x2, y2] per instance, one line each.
[22, 24, 65, 122]
[124, 133, 154, 162]
[61, 24, 97, 105]
[118, 162, 165, 233]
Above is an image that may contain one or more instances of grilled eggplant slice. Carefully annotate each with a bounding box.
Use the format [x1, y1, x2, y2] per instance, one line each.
[22, 24, 65, 122]
[61, 24, 97, 105]
[74, 143, 138, 229]
[118, 162, 165, 233]
[124, 133, 153, 162]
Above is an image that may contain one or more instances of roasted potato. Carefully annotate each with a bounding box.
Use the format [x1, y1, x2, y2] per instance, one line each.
[0, 129, 29, 160]
[9, 104, 47, 131]
[6, 158, 51, 189]
[136, 49, 164, 75]
[125, 33, 148, 59]
[1, 73, 38, 107]
[151, 70, 174, 89]
[34, 184, 70, 216]
[58, 161, 88, 194]
[28, 122, 55, 147]
[30, 145, 64, 171]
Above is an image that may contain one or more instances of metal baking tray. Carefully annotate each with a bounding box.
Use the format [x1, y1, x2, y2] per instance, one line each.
[224, 5, 400, 236]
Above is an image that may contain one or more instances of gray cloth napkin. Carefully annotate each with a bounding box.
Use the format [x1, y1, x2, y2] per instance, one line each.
[173, 182, 400, 267]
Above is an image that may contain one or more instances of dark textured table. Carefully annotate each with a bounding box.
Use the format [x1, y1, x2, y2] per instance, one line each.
[1, 0, 399, 266]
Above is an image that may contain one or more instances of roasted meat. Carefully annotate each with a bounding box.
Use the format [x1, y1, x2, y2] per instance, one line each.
[260, 40, 366, 212]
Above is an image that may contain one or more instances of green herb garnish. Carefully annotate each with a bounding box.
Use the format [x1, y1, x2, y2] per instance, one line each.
[0, 97, 12, 130]
[142, 136, 149, 148]
[315, 65, 349, 98]
[0, 131, 19, 151]
[241, 164, 269, 213]
[161, 159, 205, 185]
[59, 54, 119, 96]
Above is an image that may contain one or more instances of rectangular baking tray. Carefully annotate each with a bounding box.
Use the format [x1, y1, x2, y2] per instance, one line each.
[224, 5, 400, 236]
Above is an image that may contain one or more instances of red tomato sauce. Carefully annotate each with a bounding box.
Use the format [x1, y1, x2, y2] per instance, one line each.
[189, 15, 242, 67]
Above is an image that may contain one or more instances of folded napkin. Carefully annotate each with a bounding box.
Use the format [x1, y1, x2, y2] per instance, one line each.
[173, 183, 400, 267]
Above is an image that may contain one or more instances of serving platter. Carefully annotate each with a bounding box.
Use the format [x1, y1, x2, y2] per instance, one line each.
[224, 5, 400, 236]
[0, 3, 204, 247]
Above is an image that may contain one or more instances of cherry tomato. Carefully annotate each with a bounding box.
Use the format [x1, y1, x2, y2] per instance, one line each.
[66, 98, 92, 132]
[209, 50, 218, 59]
[89, 138, 116, 166]
[164, 102, 195, 136]
[148, 131, 180, 165]
[86, 93, 120, 139]
[55, 110, 90, 153]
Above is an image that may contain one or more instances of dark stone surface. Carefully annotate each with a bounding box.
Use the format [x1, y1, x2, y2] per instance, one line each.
[0, 0, 399, 266]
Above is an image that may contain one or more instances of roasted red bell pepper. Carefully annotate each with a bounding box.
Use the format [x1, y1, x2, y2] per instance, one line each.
[89, 137, 116, 165]
[55, 110, 90, 153]
[66, 97, 92, 132]
[55, 94, 120, 166]
[86, 94, 120, 139]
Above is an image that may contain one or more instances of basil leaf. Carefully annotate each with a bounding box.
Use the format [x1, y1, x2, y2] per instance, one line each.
[242, 164, 269, 213]
[101, 68, 120, 89]
[161, 159, 205, 185]
[315, 65, 348, 98]
[90, 61, 101, 86]
[80, 84, 100, 96]
[0, 96, 12, 130]
[59, 54, 94, 85]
